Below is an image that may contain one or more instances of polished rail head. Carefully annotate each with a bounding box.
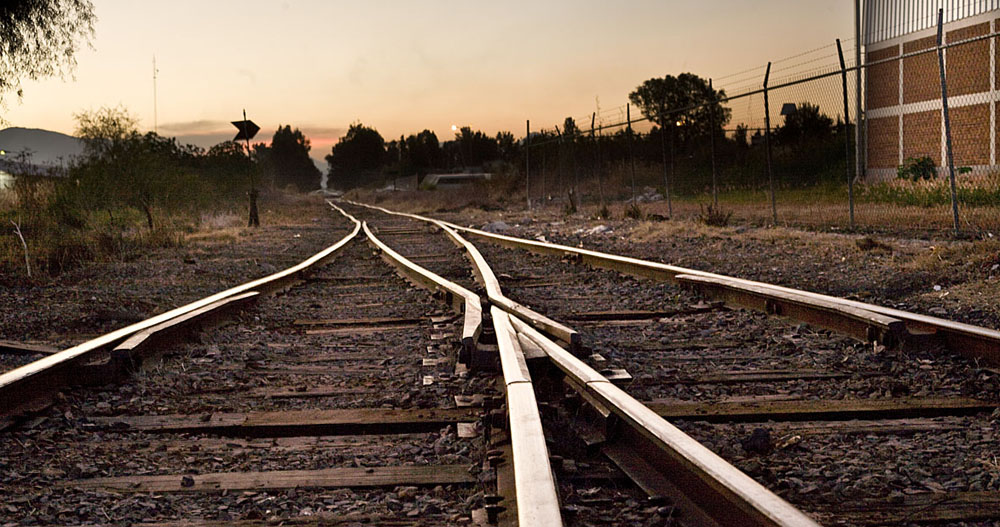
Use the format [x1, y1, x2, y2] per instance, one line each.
[0, 204, 362, 416]
[358, 218, 483, 353]
[509, 315, 822, 527]
[438, 216, 1000, 366]
[492, 307, 563, 527]
[342, 199, 580, 349]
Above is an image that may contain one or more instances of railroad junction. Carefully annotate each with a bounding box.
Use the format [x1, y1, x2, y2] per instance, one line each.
[1, 200, 999, 526]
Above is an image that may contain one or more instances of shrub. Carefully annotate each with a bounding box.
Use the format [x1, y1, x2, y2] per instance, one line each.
[624, 203, 644, 220]
[897, 156, 937, 182]
[698, 204, 733, 227]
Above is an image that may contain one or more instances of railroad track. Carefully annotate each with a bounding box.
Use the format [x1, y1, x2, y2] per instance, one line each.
[344, 200, 1000, 526]
[1, 200, 998, 526]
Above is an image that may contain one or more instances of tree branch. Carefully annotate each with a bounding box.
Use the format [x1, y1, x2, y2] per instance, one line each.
[10, 220, 31, 278]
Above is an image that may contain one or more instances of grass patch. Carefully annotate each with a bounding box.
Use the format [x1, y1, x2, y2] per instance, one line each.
[858, 174, 1000, 208]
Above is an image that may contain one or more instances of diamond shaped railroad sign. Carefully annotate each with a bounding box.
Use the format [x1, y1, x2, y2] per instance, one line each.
[232, 119, 260, 141]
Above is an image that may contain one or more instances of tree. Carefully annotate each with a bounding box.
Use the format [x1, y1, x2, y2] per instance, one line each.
[562, 117, 579, 139]
[775, 102, 834, 145]
[75, 105, 138, 158]
[325, 122, 384, 188]
[495, 131, 518, 162]
[261, 125, 320, 191]
[74, 106, 198, 230]
[203, 140, 254, 193]
[733, 124, 750, 148]
[628, 73, 731, 150]
[0, 0, 95, 112]
[404, 129, 442, 175]
[445, 127, 498, 168]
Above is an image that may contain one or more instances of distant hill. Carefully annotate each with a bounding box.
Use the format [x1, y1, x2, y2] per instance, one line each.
[0, 127, 83, 167]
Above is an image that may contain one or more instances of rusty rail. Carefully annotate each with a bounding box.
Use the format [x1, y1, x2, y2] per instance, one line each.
[0, 204, 362, 417]
[344, 200, 1000, 365]
[355, 207, 563, 526]
[510, 316, 821, 527]
[345, 200, 580, 349]
[445, 222, 1000, 363]
[347, 199, 820, 525]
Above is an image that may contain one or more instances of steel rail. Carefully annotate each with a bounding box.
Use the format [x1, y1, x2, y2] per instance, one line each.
[493, 307, 564, 527]
[357, 210, 562, 526]
[436, 222, 580, 350]
[350, 199, 818, 525]
[344, 200, 580, 349]
[340, 201, 942, 352]
[0, 204, 362, 417]
[510, 316, 821, 527]
[436, 219, 1000, 365]
[358, 220, 483, 353]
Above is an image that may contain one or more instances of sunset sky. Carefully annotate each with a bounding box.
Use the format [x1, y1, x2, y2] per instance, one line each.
[4, 0, 855, 164]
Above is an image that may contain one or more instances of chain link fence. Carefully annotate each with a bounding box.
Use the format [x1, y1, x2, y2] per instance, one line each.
[523, 9, 1000, 237]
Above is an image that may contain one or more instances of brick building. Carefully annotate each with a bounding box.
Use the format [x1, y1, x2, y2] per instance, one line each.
[864, 0, 1000, 179]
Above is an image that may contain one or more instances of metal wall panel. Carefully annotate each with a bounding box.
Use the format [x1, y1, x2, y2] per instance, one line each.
[864, 0, 1000, 45]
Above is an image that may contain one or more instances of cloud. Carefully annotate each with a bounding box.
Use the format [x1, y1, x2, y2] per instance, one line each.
[158, 120, 230, 135]
[172, 133, 238, 150]
[155, 123, 340, 170]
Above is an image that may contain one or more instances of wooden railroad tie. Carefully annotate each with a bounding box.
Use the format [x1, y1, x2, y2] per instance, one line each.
[647, 396, 997, 423]
[86, 407, 479, 437]
[0, 340, 60, 356]
[58, 464, 477, 493]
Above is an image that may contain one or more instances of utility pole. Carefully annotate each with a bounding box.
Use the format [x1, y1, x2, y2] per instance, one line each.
[152, 55, 158, 134]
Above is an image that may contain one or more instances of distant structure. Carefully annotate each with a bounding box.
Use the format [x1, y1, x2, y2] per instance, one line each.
[422, 172, 492, 188]
[863, 0, 1000, 179]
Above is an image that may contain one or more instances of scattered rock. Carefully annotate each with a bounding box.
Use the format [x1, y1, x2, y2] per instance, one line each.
[740, 428, 773, 455]
[482, 221, 510, 233]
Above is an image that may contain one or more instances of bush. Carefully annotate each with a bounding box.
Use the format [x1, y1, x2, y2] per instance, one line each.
[698, 204, 733, 226]
[897, 156, 937, 182]
[624, 203, 644, 220]
[860, 172, 1000, 207]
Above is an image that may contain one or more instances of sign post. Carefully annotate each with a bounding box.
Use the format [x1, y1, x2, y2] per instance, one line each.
[232, 111, 260, 227]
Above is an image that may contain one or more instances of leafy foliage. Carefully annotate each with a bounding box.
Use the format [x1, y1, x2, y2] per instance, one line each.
[897, 156, 937, 182]
[258, 125, 320, 191]
[775, 102, 834, 145]
[73, 107, 205, 229]
[0, 0, 95, 112]
[326, 122, 385, 188]
[628, 73, 731, 151]
[444, 127, 499, 168]
[403, 130, 442, 176]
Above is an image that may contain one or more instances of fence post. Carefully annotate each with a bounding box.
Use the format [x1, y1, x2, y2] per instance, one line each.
[571, 125, 579, 209]
[837, 39, 855, 229]
[525, 120, 531, 211]
[763, 62, 777, 224]
[554, 125, 564, 205]
[541, 138, 546, 205]
[627, 103, 637, 204]
[593, 113, 605, 206]
[854, 0, 864, 187]
[936, 8, 961, 236]
[709, 78, 719, 207]
[658, 100, 673, 217]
